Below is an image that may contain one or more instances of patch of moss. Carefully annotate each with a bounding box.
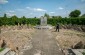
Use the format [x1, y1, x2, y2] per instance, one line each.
[82, 52, 85, 55]
[0, 48, 4, 52]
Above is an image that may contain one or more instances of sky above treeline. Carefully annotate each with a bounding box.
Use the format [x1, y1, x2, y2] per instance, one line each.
[0, 0, 85, 18]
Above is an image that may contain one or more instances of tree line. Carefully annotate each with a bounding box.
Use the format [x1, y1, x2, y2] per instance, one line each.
[0, 9, 85, 26]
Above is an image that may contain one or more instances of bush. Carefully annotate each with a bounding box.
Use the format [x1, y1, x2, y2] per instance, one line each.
[0, 17, 85, 26]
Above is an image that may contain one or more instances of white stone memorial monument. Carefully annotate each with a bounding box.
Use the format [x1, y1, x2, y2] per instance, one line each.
[36, 16, 52, 29]
[40, 16, 47, 26]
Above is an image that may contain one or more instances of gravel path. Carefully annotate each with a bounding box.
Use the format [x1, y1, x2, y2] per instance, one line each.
[23, 29, 64, 55]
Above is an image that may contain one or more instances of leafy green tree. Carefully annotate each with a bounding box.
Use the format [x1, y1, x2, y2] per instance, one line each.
[0, 18, 2, 26]
[44, 13, 49, 18]
[3, 14, 7, 18]
[34, 17, 37, 18]
[21, 16, 27, 25]
[11, 15, 18, 25]
[22, 16, 26, 19]
[11, 15, 18, 18]
[69, 10, 81, 17]
[52, 16, 62, 18]
[1, 14, 8, 25]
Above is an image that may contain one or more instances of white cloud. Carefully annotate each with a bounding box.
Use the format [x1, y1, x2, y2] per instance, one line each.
[0, 0, 8, 4]
[16, 9, 25, 11]
[26, 7, 32, 10]
[30, 13, 33, 15]
[58, 7, 64, 10]
[6, 12, 16, 16]
[9, 10, 15, 13]
[26, 7, 31, 9]
[49, 12, 55, 14]
[33, 8, 47, 12]
[26, 7, 47, 12]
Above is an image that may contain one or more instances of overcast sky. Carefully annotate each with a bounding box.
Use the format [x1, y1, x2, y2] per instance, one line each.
[0, 0, 85, 18]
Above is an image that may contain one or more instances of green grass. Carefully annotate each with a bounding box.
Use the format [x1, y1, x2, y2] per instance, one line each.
[0, 48, 4, 52]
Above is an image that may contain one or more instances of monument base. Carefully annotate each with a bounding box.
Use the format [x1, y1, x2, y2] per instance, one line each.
[35, 25, 53, 29]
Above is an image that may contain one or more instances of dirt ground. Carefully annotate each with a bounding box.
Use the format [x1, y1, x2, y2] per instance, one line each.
[0, 26, 85, 55]
[51, 29, 85, 49]
[0, 26, 35, 55]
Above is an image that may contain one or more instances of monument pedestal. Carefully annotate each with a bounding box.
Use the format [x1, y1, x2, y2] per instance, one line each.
[41, 25, 52, 29]
[36, 25, 53, 29]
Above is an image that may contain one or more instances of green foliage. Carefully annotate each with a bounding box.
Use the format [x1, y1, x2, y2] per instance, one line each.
[44, 13, 50, 18]
[52, 16, 62, 18]
[0, 13, 85, 26]
[82, 52, 85, 55]
[69, 10, 81, 17]
[47, 17, 85, 26]
[26, 18, 40, 25]
[3, 14, 7, 18]
[0, 14, 40, 26]
[0, 16, 85, 26]
[0, 48, 4, 52]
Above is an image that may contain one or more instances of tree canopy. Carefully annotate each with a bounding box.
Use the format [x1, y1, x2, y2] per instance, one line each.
[44, 13, 49, 18]
[69, 10, 81, 17]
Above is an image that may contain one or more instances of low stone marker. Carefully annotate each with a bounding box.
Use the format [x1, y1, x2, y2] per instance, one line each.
[67, 49, 85, 55]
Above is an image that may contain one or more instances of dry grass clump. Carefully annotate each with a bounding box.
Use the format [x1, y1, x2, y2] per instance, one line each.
[0, 27, 35, 54]
[53, 29, 85, 49]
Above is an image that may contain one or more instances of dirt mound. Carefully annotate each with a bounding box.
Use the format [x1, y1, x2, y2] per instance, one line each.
[60, 25, 85, 32]
[52, 29, 85, 49]
[0, 27, 35, 55]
